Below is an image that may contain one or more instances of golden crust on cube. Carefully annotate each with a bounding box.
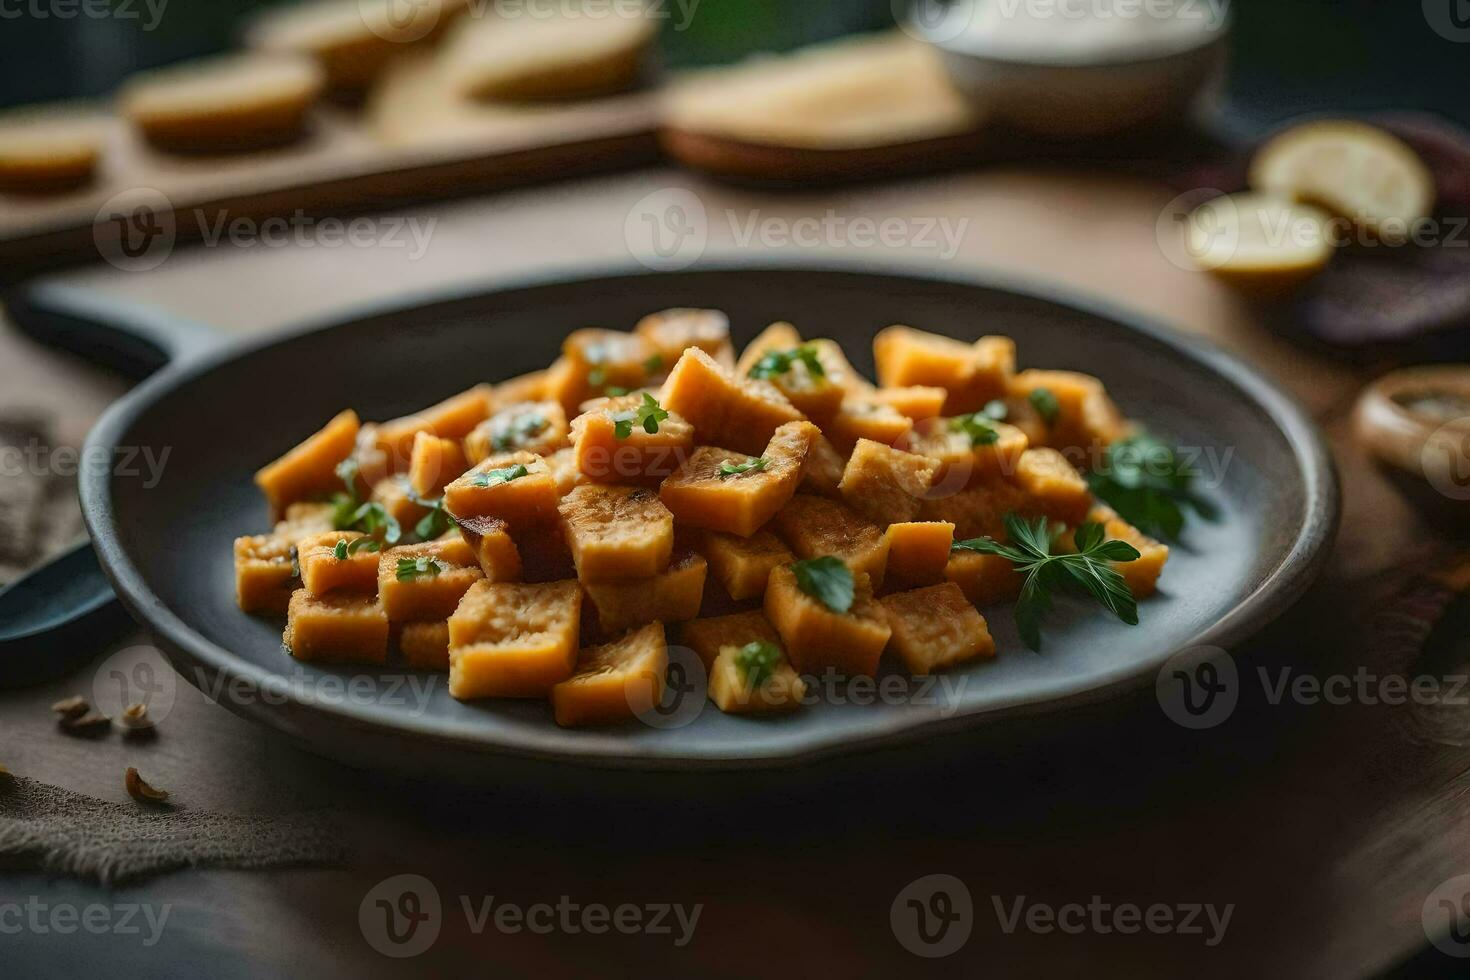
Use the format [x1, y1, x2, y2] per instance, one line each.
[909, 418, 1029, 488]
[378, 542, 484, 622]
[543, 446, 585, 497]
[660, 347, 805, 456]
[285, 589, 388, 664]
[254, 409, 359, 519]
[764, 566, 891, 677]
[558, 484, 674, 583]
[945, 551, 1023, 606]
[826, 396, 913, 455]
[234, 534, 297, 614]
[464, 399, 569, 465]
[772, 494, 890, 590]
[571, 393, 695, 486]
[1009, 369, 1126, 460]
[369, 475, 430, 532]
[551, 622, 668, 727]
[408, 431, 468, 499]
[838, 438, 938, 527]
[708, 642, 806, 715]
[800, 431, 847, 498]
[919, 479, 1030, 541]
[702, 528, 792, 601]
[680, 609, 782, 670]
[447, 579, 582, 699]
[634, 308, 732, 369]
[735, 324, 846, 425]
[883, 521, 955, 590]
[658, 421, 816, 537]
[400, 620, 450, 671]
[491, 369, 548, 408]
[1014, 447, 1093, 526]
[870, 385, 946, 421]
[546, 329, 660, 415]
[584, 550, 707, 635]
[375, 386, 492, 471]
[443, 451, 560, 527]
[272, 502, 337, 545]
[873, 326, 1014, 415]
[455, 514, 522, 582]
[881, 583, 995, 674]
[298, 530, 381, 597]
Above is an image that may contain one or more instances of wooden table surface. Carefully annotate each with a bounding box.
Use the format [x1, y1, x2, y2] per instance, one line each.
[1, 166, 1463, 978]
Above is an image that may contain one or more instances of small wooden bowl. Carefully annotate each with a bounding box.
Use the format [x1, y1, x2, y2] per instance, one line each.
[1353, 365, 1470, 525]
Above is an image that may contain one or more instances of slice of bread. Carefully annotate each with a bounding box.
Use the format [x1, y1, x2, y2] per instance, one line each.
[0, 105, 106, 192]
[120, 53, 325, 153]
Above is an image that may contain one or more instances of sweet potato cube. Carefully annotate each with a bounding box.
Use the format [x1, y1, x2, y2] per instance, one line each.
[368, 476, 429, 532]
[772, 495, 890, 590]
[870, 385, 946, 421]
[551, 622, 669, 727]
[400, 620, 450, 671]
[254, 409, 359, 519]
[838, 438, 938, 526]
[634, 308, 732, 368]
[284, 589, 388, 664]
[543, 446, 585, 497]
[764, 566, 891, 677]
[658, 421, 816, 536]
[735, 324, 846, 424]
[429, 529, 477, 567]
[1010, 369, 1127, 459]
[558, 484, 673, 582]
[1014, 447, 1093, 526]
[881, 583, 995, 674]
[546, 329, 660, 414]
[883, 521, 955, 590]
[735, 321, 802, 376]
[919, 480, 1030, 540]
[375, 386, 492, 471]
[234, 534, 297, 614]
[800, 432, 847, 498]
[873, 326, 1014, 415]
[702, 529, 793, 601]
[909, 419, 1029, 488]
[945, 551, 1023, 606]
[447, 579, 582, 699]
[661, 347, 804, 456]
[455, 514, 522, 582]
[491, 370, 548, 408]
[272, 502, 337, 544]
[378, 542, 485, 622]
[1082, 506, 1169, 597]
[443, 451, 560, 527]
[680, 610, 782, 670]
[826, 397, 913, 455]
[708, 642, 806, 715]
[584, 551, 707, 635]
[408, 431, 469, 499]
[513, 514, 578, 584]
[464, 399, 569, 464]
[298, 531, 381, 597]
[570, 394, 695, 486]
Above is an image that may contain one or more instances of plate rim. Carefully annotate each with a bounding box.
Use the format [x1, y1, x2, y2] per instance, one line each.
[79, 260, 1341, 770]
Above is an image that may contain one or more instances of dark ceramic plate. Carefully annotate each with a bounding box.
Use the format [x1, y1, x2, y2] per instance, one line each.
[80, 264, 1338, 771]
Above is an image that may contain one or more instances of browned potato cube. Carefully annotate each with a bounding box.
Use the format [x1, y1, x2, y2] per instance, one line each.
[910, 418, 1029, 488]
[234, 534, 296, 614]
[298, 531, 381, 596]
[838, 438, 938, 526]
[764, 566, 891, 677]
[368, 476, 430, 532]
[919, 480, 1030, 541]
[400, 620, 450, 671]
[1014, 447, 1093, 526]
[883, 521, 955, 590]
[660, 347, 805, 455]
[873, 326, 1015, 415]
[375, 386, 492, 471]
[272, 502, 337, 545]
[702, 529, 793, 601]
[736, 324, 846, 425]
[944, 551, 1023, 606]
[1009, 369, 1127, 460]
[448, 579, 582, 699]
[680, 610, 782, 670]
[551, 622, 668, 727]
[455, 514, 522, 582]
[543, 446, 585, 497]
[735, 321, 802, 376]
[870, 385, 946, 421]
[558, 484, 674, 582]
[800, 431, 847, 498]
[584, 551, 707, 635]
[443, 451, 560, 527]
[880, 583, 995, 674]
[408, 431, 469, 499]
[378, 542, 485, 622]
[546, 329, 660, 414]
[254, 409, 359, 519]
[826, 397, 913, 455]
[490, 369, 548, 408]
[708, 640, 806, 715]
[772, 494, 890, 590]
[571, 393, 695, 486]
[464, 399, 569, 464]
[285, 589, 389, 664]
[429, 529, 477, 568]
[658, 420, 816, 537]
[634, 308, 733, 369]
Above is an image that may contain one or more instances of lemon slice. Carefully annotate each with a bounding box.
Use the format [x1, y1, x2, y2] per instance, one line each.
[1186, 192, 1335, 296]
[1249, 119, 1435, 243]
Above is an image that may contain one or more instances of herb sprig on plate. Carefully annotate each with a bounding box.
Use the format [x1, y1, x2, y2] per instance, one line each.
[791, 556, 854, 614]
[1088, 433, 1217, 541]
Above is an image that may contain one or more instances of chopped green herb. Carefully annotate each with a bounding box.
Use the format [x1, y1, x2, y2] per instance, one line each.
[471, 463, 530, 488]
[612, 393, 670, 439]
[333, 500, 402, 546]
[953, 513, 1141, 651]
[948, 412, 1000, 447]
[718, 457, 768, 478]
[491, 413, 548, 452]
[748, 345, 826, 382]
[1087, 433, 1216, 541]
[334, 540, 348, 560]
[791, 556, 854, 614]
[643, 353, 664, 374]
[982, 400, 1009, 422]
[406, 488, 456, 541]
[604, 386, 629, 397]
[734, 640, 782, 690]
[396, 556, 444, 581]
[335, 537, 382, 560]
[1029, 388, 1060, 426]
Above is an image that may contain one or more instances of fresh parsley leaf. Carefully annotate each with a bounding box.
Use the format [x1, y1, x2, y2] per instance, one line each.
[643, 353, 664, 374]
[612, 393, 669, 439]
[396, 556, 444, 581]
[948, 412, 1000, 447]
[605, 386, 630, 397]
[718, 457, 768, 478]
[1028, 387, 1060, 426]
[334, 501, 402, 545]
[335, 537, 382, 560]
[334, 539, 348, 560]
[953, 513, 1140, 651]
[791, 556, 854, 614]
[471, 463, 530, 488]
[406, 488, 456, 541]
[748, 345, 826, 382]
[1087, 433, 1215, 541]
[734, 640, 781, 690]
[982, 400, 1009, 421]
